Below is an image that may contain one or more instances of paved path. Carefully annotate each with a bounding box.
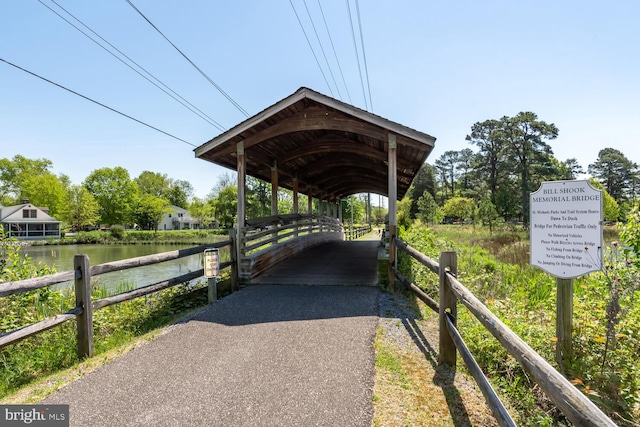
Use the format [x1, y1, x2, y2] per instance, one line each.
[42, 251, 381, 426]
[251, 239, 380, 285]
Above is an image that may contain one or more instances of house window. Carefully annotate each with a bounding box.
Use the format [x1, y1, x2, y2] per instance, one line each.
[22, 209, 37, 218]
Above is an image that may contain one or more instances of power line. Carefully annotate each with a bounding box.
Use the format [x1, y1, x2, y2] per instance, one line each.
[125, 0, 250, 118]
[345, 0, 368, 111]
[354, 0, 373, 111]
[301, 0, 341, 100]
[289, 0, 334, 97]
[317, 0, 352, 104]
[39, 0, 226, 132]
[1, 58, 196, 147]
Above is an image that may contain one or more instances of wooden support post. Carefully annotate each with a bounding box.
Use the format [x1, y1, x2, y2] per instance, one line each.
[439, 251, 457, 368]
[236, 142, 245, 285]
[556, 278, 574, 371]
[74, 254, 94, 359]
[271, 161, 278, 216]
[293, 177, 299, 237]
[229, 229, 238, 291]
[388, 133, 397, 290]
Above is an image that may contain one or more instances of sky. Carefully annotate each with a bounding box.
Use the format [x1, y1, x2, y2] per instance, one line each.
[2, 1, 639, 202]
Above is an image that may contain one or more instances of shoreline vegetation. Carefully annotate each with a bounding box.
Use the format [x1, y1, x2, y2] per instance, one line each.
[24, 228, 231, 246]
[2, 222, 639, 425]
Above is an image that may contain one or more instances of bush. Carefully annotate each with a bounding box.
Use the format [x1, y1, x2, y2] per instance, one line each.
[109, 225, 126, 240]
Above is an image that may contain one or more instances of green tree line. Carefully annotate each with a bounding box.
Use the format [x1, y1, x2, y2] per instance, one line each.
[404, 112, 638, 226]
[0, 156, 385, 232]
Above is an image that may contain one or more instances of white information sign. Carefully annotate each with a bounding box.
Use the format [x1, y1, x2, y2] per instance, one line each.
[530, 180, 603, 278]
[204, 248, 219, 278]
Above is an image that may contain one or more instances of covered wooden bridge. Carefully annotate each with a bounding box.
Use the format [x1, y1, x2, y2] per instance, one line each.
[194, 87, 436, 283]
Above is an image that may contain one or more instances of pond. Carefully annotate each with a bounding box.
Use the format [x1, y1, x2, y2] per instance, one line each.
[21, 243, 221, 295]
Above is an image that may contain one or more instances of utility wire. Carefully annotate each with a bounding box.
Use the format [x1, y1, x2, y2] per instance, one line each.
[39, 0, 226, 132]
[317, 0, 352, 104]
[301, 0, 341, 100]
[289, 0, 334, 97]
[345, 0, 368, 111]
[355, 0, 372, 111]
[1, 58, 196, 147]
[125, 0, 249, 118]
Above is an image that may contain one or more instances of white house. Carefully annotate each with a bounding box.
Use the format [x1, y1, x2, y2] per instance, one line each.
[1, 199, 61, 239]
[158, 206, 201, 231]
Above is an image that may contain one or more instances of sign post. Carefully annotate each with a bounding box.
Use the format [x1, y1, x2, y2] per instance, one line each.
[204, 249, 219, 303]
[530, 180, 603, 370]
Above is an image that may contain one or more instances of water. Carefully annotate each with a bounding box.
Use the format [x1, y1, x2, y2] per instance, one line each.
[21, 244, 212, 295]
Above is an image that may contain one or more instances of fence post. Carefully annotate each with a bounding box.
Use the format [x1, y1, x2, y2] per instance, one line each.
[229, 229, 238, 292]
[439, 251, 457, 368]
[556, 277, 574, 372]
[74, 254, 94, 359]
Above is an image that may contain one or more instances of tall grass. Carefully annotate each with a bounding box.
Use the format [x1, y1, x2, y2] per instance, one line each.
[397, 222, 639, 425]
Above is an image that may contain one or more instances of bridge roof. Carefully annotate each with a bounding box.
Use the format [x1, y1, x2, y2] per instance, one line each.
[194, 87, 435, 200]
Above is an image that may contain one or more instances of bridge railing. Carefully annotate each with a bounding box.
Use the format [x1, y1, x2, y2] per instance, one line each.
[237, 214, 344, 281]
[344, 224, 372, 240]
[0, 238, 234, 359]
[393, 238, 616, 427]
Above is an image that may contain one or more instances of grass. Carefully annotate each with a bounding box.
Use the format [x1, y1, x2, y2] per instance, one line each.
[373, 290, 499, 426]
[0, 279, 228, 399]
[396, 222, 639, 425]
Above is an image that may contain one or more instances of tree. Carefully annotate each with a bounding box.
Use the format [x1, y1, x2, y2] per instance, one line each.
[246, 177, 270, 217]
[59, 185, 100, 231]
[443, 197, 476, 221]
[212, 186, 238, 228]
[84, 167, 139, 225]
[0, 155, 53, 203]
[588, 148, 637, 203]
[189, 197, 215, 228]
[417, 192, 443, 225]
[434, 151, 459, 198]
[588, 179, 620, 222]
[562, 158, 585, 179]
[133, 194, 171, 231]
[407, 163, 437, 218]
[168, 179, 193, 208]
[456, 148, 475, 195]
[478, 198, 500, 234]
[19, 172, 68, 216]
[466, 119, 505, 205]
[502, 112, 559, 225]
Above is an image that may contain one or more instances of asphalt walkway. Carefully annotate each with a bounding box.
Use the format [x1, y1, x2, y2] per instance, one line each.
[42, 240, 381, 427]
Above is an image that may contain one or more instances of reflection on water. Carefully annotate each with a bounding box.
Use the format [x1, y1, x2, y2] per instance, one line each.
[21, 244, 226, 295]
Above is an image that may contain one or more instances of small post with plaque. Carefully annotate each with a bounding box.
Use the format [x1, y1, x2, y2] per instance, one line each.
[204, 248, 219, 304]
[530, 180, 603, 371]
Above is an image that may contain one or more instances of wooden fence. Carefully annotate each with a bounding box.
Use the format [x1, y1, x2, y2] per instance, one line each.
[237, 214, 346, 281]
[393, 238, 616, 427]
[345, 225, 372, 241]
[0, 238, 234, 359]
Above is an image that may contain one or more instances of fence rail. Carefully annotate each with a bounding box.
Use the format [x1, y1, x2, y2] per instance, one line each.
[344, 225, 372, 240]
[393, 237, 616, 427]
[0, 237, 234, 358]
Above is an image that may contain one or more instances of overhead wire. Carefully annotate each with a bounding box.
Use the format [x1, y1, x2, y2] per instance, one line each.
[124, 0, 250, 118]
[0, 58, 196, 147]
[289, 0, 334, 97]
[317, 0, 352, 104]
[345, 0, 369, 111]
[301, 0, 341, 100]
[354, 0, 373, 111]
[38, 0, 226, 132]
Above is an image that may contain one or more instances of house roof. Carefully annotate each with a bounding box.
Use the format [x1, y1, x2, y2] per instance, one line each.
[0, 203, 60, 223]
[194, 87, 436, 201]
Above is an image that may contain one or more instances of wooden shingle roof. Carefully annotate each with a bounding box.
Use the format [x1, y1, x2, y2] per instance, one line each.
[194, 87, 435, 200]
